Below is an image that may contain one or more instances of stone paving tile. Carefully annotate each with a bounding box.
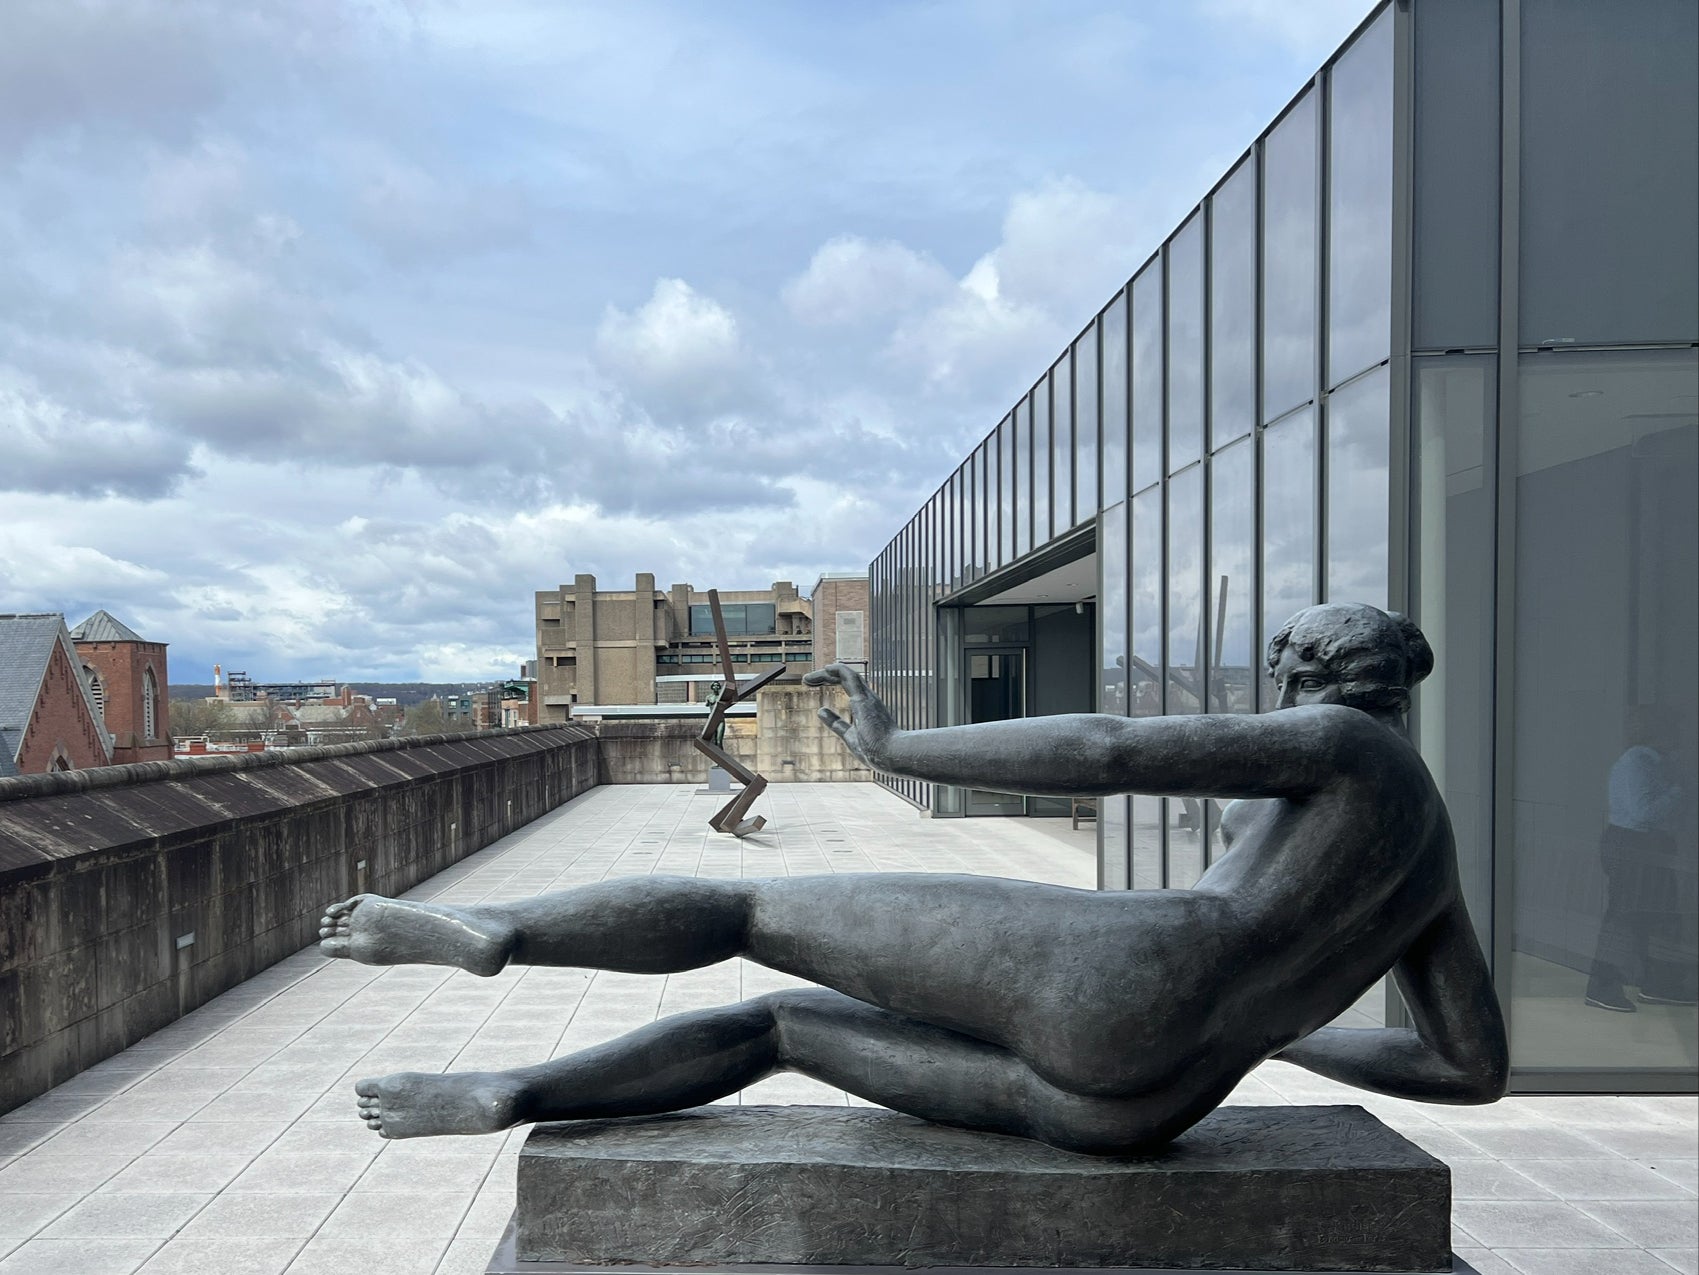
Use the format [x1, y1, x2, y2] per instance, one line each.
[135, 1236, 301, 1275]
[0, 1238, 161, 1274]
[0, 782, 1692, 1275]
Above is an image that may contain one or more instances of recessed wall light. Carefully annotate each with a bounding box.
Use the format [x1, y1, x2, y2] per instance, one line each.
[1568, 389, 1604, 399]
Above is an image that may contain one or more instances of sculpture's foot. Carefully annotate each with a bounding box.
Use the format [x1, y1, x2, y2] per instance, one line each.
[355, 1071, 524, 1139]
[318, 895, 515, 977]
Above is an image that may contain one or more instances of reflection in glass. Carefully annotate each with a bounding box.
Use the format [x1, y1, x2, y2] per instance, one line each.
[1326, 366, 1391, 609]
[997, 415, 1014, 568]
[1328, 10, 1393, 387]
[1260, 408, 1316, 709]
[1100, 501, 1128, 718]
[1099, 500, 1131, 889]
[1052, 353, 1074, 532]
[1133, 264, 1165, 492]
[1262, 90, 1318, 423]
[1132, 794, 1164, 890]
[1071, 345, 1094, 526]
[1209, 438, 1255, 715]
[1031, 384, 1051, 546]
[1098, 298, 1125, 508]
[1167, 460, 1206, 888]
[1510, 349, 1698, 1070]
[1212, 156, 1257, 449]
[1414, 355, 1496, 939]
[1168, 216, 1205, 470]
[1013, 400, 1031, 559]
[1130, 488, 1164, 724]
[1167, 465, 1204, 717]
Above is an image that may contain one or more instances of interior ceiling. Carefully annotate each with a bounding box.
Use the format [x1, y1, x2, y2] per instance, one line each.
[972, 552, 1098, 606]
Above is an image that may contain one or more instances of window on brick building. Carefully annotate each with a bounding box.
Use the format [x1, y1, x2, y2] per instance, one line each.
[86, 668, 105, 722]
[143, 668, 158, 739]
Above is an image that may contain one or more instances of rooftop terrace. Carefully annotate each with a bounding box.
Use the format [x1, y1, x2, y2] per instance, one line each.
[0, 783, 1693, 1275]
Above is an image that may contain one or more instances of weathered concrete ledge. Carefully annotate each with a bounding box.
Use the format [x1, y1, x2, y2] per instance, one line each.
[515, 1104, 1453, 1272]
[0, 725, 597, 1113]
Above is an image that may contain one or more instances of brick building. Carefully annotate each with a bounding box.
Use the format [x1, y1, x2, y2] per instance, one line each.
[808, 573, 869, 670]
[69, 610, 171, 765]
[0, 614, 113, 777]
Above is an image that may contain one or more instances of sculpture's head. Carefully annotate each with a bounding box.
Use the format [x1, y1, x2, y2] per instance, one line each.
[1265, 603, 1433, 718]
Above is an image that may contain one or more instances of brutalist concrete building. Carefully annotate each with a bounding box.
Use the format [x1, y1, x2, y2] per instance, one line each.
[867, 0, 1697, 1093]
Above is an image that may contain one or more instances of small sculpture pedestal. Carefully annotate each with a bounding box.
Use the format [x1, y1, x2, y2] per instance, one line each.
[489, 1104, 1472, 1274]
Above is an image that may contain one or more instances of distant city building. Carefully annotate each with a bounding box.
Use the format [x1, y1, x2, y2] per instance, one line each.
[533, 574, 820, 721]
[70, 610, 171, 765]
[213, 666, 339, 704]
[0, 614, 114, 776]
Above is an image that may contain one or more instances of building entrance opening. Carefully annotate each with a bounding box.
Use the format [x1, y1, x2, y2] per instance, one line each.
[956, 599, 1096, 817]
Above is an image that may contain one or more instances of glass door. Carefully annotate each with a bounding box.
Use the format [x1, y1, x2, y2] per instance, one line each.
[965, 648, 1027, 815]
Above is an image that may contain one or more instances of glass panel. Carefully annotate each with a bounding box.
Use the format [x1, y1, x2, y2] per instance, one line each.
[1100, 499, 1131, 889]
[1051, 353, 1073, 532]
[1167, 465, 1204, 718]
[1328, 10, 1394, 387]
[1099, 297, 1126, 508]
[1510, 348, 1698, 1069]
[1262, 90, 1318, 423]
[1412, 0, 1499, 351]
[1520, 0, 1698, 347]
[997, 415, 1015, 568]
[963, 607, 1031, 645]
[1074, 345, 1099, 529]
[1167, 463, 1206, 890]
[1032, 381, 1051, 546]
[1211, 156, 1257, 449]
[1130, 487, 1164, 720]
[1260, 408, 1317, 709]
[1209, 438, 1255, 715]
[1100, 502, 1129, 718]
[1132, 263, 1165, 492]
[976, 441, 990, 580]
[1414, 354, 1497, 940]
[1325, 365, 1391, 609]
[1013, 401, 1031, 560]
[1168, 216, 1205, 470]
[1100, 795, 1130, 890]
[1132, 795, 1164, 890]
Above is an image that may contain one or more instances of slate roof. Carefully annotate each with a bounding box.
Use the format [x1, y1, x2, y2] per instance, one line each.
[0, 614, 72, 778]
[70, 609, 147, 643]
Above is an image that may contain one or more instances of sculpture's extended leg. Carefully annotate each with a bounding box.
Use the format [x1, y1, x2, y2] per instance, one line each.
[354, 989, 1198, 1154]
[320, 873, 1167, 1097]
[320, 877, 754, 978]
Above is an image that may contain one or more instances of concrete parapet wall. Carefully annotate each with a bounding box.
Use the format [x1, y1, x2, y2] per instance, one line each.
[0, 725, 597, 1115]
[590, 689, 868, 785]
[755, 685, 873, 783]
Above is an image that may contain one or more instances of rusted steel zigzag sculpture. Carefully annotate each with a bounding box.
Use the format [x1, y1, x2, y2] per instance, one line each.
[693, 590, 787, 837]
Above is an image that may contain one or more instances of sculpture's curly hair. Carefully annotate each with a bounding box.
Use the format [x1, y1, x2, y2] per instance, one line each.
[1265, 604, 1434, 715]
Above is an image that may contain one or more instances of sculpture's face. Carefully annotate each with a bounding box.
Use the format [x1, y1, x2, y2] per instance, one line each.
[1271, 646, 1347, 711]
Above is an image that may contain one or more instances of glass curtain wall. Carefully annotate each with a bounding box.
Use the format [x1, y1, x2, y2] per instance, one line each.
[869, 7, 1397, 873]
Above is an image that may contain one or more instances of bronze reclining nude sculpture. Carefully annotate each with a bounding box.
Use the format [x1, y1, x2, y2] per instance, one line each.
[318, 602, 1507, 1154]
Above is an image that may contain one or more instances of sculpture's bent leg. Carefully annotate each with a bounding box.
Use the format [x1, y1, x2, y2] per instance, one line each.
[353, 989, 1198, 1154]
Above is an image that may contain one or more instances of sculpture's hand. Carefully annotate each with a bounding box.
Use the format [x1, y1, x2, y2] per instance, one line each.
[803, 663, 896, 770]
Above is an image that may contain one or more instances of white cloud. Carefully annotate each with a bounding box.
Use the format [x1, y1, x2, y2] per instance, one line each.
[593, 278, 754, 419]
[782, 236, 955, 327]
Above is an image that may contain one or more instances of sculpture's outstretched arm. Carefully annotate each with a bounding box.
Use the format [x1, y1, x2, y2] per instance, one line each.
[804, 663, 1372, 801]
[1274, 900, 1509, 1103]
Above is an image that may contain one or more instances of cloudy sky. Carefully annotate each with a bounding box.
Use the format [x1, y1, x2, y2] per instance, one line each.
[1, 0, 1372, 684]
